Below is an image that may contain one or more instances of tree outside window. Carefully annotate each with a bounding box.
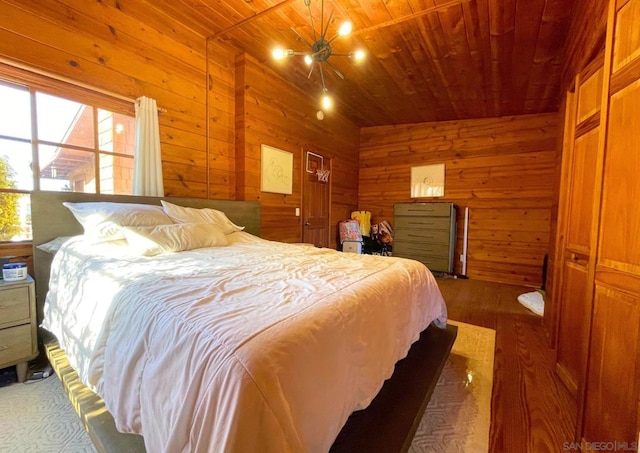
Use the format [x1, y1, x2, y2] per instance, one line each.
[0, 156, 21, 241]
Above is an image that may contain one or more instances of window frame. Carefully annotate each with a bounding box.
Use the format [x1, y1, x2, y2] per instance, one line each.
[0, 63, 136, 243]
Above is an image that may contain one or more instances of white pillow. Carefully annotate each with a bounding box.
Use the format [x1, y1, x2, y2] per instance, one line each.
[160, 200, 245, 235]
[36, 236, 75, 254]
[63, 202, 173, 243]
[122, 223, 228, 256]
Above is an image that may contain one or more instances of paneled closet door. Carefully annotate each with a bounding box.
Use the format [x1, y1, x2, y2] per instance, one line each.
[555, 56, 604, 399]
[582, 0, 640, 445]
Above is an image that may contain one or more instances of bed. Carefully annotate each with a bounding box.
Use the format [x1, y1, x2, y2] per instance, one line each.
[31, 191, 455, 453]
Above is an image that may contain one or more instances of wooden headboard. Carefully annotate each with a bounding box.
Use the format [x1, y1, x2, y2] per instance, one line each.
[30, 191, 260, 322]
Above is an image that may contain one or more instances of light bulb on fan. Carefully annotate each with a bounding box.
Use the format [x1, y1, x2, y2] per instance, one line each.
[272, 48, 292, 60]
[338, 21, 352, 36]
[351, 50, 366, 62]
[321, 92, 333, 110]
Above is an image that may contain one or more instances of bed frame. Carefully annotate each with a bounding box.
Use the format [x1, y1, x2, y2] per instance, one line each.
[30, 191, 457, 453]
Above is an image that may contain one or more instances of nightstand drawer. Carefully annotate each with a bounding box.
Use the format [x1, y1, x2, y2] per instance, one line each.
[0, 286, 31, 325]
[0, 324, 33, 366]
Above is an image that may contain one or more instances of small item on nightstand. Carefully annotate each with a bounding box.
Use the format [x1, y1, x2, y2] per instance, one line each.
[2, 262, 28, 281]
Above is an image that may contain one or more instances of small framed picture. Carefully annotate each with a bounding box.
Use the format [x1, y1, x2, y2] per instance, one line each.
[411, 163, 445, 198]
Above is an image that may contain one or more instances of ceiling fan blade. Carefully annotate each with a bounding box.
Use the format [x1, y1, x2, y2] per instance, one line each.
[322, 10, 334, 40]
[318, 64, 327, 91]
[291, 26, 313, 48]
[307, 0, 317, 43]
[325, 60, 345, 80]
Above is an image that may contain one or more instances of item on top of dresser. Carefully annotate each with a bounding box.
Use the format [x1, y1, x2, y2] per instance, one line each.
[2, 262, 28, 281]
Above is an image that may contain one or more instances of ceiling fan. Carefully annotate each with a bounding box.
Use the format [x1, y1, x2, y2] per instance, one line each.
[272, 0, 365, 114]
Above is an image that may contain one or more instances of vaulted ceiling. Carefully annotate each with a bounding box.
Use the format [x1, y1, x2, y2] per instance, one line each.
[154, 0, 574, 127]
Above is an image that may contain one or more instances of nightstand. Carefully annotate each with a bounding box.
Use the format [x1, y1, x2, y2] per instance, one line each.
[0, 275, 37, 383]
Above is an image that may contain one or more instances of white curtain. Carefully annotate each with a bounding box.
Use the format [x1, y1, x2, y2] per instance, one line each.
[134, 96, 164, 196]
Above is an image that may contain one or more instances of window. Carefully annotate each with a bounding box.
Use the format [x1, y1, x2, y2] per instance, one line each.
[0, 70, 136, 242]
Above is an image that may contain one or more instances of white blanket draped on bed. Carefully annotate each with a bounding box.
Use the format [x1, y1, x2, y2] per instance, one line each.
[42, 233, 447, 453]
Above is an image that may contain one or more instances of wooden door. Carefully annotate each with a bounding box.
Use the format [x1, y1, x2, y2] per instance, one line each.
[302, 150, 330, 247]
[581, 0, 640, 444]
[555, 56, 605, 398]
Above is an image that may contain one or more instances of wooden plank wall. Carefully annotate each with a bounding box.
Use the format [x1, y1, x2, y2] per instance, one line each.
[0, 1, 358, 248]
[0, 0, 235, 200]
[359, 113, 559, 287]
[235, 54, 360, 246]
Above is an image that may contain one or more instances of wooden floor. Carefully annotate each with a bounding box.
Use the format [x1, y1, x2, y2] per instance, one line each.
[436, 277, 577, 453]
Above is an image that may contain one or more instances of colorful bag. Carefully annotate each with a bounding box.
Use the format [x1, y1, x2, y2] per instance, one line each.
[338, 219, 362, 244]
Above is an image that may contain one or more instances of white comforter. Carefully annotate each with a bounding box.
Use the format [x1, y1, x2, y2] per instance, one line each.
[42, 233, 447, 453]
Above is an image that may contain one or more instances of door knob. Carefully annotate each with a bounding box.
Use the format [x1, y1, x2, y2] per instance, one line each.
[304, 221, 310, 226]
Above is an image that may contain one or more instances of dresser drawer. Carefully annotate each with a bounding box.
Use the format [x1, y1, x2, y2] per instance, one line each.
[394, 241, 451, 259]
[394, 203, 452, 217]
[394, 216, 452, 233]
[0, 324, 33, 366]
[0, 286, 31, 326]
[395, 228, 451, 244]
[394, 252, 451, 273]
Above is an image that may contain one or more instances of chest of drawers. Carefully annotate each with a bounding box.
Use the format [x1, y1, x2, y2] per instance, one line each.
[393, 203, 457, 273]
[0, 275, 37, 382]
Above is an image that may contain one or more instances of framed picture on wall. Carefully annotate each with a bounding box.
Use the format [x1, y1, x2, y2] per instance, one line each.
[261, 144, 293, 194]
[411, 163, 445, 197]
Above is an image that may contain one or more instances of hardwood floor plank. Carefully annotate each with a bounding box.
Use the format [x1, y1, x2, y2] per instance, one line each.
[436, 278, 577, 453]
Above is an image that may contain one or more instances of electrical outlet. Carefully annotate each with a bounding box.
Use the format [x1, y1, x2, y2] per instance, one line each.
[459, 254, 465, 262]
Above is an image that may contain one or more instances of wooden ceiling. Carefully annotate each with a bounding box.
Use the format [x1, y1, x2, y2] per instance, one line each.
[155, 0, 574, 127]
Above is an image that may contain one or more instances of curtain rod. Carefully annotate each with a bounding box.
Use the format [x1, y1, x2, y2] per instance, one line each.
[0, 57, 167, 113]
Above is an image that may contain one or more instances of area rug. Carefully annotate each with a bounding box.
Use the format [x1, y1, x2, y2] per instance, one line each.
[410, 320, 495, 453]
[0, 320, 494, 452]
[0, 374, 96, 452]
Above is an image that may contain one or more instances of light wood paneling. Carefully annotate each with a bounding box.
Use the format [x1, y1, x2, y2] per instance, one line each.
[565, 128, 600, 254]
[235, 54, 359, 247]
[612, 0, 640, 72]
[359, 113, 558, 286]
[580, 5, 640, 440]
[555, 261, 589, 397]
[553, 0, 640, 444]
[583, 285, 640, 444]
[598, 79, 640, 273]
[216, 0, 573, 127]
[0, 0, 236, 201]
[551, 54, 605, 408]
[576, 67, 604, 124]
[561, 0, 609, 91]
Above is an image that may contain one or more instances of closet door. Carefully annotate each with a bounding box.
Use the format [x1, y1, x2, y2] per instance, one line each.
[555, 56, 604, 398]
[582, 0, 640, 444]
